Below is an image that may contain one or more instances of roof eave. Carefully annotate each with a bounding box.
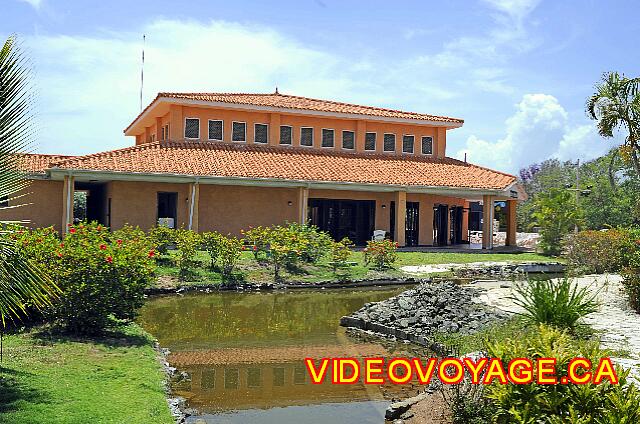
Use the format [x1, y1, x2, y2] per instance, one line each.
[47, 167, 508, 197]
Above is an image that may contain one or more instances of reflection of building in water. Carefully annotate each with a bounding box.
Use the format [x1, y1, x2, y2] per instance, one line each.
[170, 344, 419, 412]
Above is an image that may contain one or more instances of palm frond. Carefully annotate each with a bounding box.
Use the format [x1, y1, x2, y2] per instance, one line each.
[0, 35, 59, 327]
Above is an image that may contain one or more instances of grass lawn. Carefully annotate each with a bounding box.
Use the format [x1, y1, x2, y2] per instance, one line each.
[153, 250, 557, 288]
[0, 323, 173, 424]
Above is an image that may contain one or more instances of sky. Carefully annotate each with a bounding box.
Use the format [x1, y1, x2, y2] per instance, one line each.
[3, 0, 637, 173]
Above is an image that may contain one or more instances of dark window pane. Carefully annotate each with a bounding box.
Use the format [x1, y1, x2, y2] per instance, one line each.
[248, 368, 262, 387]
[365, 132, 376, 151]
[294, 367, 306, 384]
[201, 369, 215, 390]
[184, 118, 199, 139]
[280, 125, 292, 145]
[300, 127, 313, 146]
[342, 131, 355, 149]
[403, 135, 414, 153]
[322, 129, 334, 147]
[232, 122, 246, 142]
[224, 368, 239, 389]
[384, 133, 396, 152]
[273, 367, 285, 386]
[421, 136, 433, 154]
[254, 123, 268, 144]
[208, 120, 223, 140]
[0, 195, 8, 207]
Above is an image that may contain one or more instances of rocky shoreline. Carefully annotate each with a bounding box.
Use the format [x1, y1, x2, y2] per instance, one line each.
[144, 276, 429, 295]
[340, 281, 509, 354]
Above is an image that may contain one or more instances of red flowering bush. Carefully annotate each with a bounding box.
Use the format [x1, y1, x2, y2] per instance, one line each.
[14, 222, 155, 334]
[363, 239, 398, 270]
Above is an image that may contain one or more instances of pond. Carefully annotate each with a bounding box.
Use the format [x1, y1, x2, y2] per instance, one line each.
[138, 286, 430, 424]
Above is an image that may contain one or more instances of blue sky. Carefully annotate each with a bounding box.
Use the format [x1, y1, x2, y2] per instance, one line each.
[4, 0, 637, 172]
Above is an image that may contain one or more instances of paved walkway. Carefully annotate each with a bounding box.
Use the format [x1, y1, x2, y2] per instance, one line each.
[473, 274, 640, 382]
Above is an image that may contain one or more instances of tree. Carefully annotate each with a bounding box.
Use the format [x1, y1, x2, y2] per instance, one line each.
[0, 36, 59, 328]
[587, 72, 640, 175]
[531, 188, 583, 256]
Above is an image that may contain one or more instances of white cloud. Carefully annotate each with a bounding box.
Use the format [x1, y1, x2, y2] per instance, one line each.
[455, 94, 613, 173]
[23, 19, 383, 155]
[482, 0, 542, 23]
[20, 16, 539, 156]
[18, 0, 42, 9]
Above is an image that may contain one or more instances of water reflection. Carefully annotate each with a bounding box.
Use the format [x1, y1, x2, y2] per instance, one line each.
[139, 286, 426, 423]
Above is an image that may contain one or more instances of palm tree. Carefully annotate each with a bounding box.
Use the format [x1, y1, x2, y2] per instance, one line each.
[587, 72, 640, 177]
[0, 35, 59, 331]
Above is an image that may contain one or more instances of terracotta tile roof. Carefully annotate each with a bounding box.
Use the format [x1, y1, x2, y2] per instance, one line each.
[48, 141, 515, 190]
[17, 154, 74, 174]
[126, 92, 464, 132]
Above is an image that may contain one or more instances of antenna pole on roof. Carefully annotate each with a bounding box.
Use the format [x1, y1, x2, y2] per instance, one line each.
[275, 86, 279, 94]
[464, 152, 467, 163]
[140, 34, 146, 111]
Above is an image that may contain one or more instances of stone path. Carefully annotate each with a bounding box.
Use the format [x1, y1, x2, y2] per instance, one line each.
[402, 261, 518, 275]
[474, 274, 640, 382]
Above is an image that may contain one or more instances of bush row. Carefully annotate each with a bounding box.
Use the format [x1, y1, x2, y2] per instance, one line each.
[3, 221, 399, 334]
[152, 222, 399, 281]
[563, 227, 640, 311]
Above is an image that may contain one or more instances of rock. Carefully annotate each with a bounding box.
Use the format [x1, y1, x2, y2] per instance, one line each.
[340, 280, 506, 345]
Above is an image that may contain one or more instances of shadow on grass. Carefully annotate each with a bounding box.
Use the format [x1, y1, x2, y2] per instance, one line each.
[31, 325, 150, 349]
[0, 368, 47, 415]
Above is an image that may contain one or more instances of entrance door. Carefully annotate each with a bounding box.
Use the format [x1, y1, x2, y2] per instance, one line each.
[308, 198, 375, 245]
[433, 204, 449, 246]
[157, 192, 178, 228]
[450, 206, 464, 244]
[405, 202, 419, 246]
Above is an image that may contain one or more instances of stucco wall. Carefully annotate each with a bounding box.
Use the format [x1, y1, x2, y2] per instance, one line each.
[198, 185, 299, 236]
[107, 181, 190, 230]
[0, 179, 64, 230]
[135, 104, 447, 158]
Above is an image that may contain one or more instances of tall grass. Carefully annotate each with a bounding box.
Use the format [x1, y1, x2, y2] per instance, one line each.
[511, 278, 599, 330]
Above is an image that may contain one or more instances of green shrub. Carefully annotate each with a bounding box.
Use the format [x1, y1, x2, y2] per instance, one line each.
[242, 226, 271, 260]
[149, 225, 176, 255]
[532, 188, 583, 256]
[217, 235, 243, 282]
[485, 324, 639, 424]
[15, 222, 155, 334]
[174, 229, 202, 280]
[622, 232, 640, 312]
[564, 229, 636, 274]
[363, 239, 398, 270]
[285, 222, 332, 263]
[330, 237, 353, 274]
[200, 231, 223, 270]
[511, 278, 599, 331]
[622, 269, 640, 313]
[110, 224, 150, 247]
[441, 370, 495, 424]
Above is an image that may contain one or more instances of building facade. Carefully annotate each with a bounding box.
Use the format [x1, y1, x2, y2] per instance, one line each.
[2, 92, 522, 248]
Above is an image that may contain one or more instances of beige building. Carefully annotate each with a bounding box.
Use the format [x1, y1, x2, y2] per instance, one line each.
[2, 92, 523, 248]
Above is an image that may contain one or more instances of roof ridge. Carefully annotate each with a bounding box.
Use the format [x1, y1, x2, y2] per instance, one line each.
[443, 156, 517, 179]
[269, 92, 464, 122]
[161, 91, 464, 122]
